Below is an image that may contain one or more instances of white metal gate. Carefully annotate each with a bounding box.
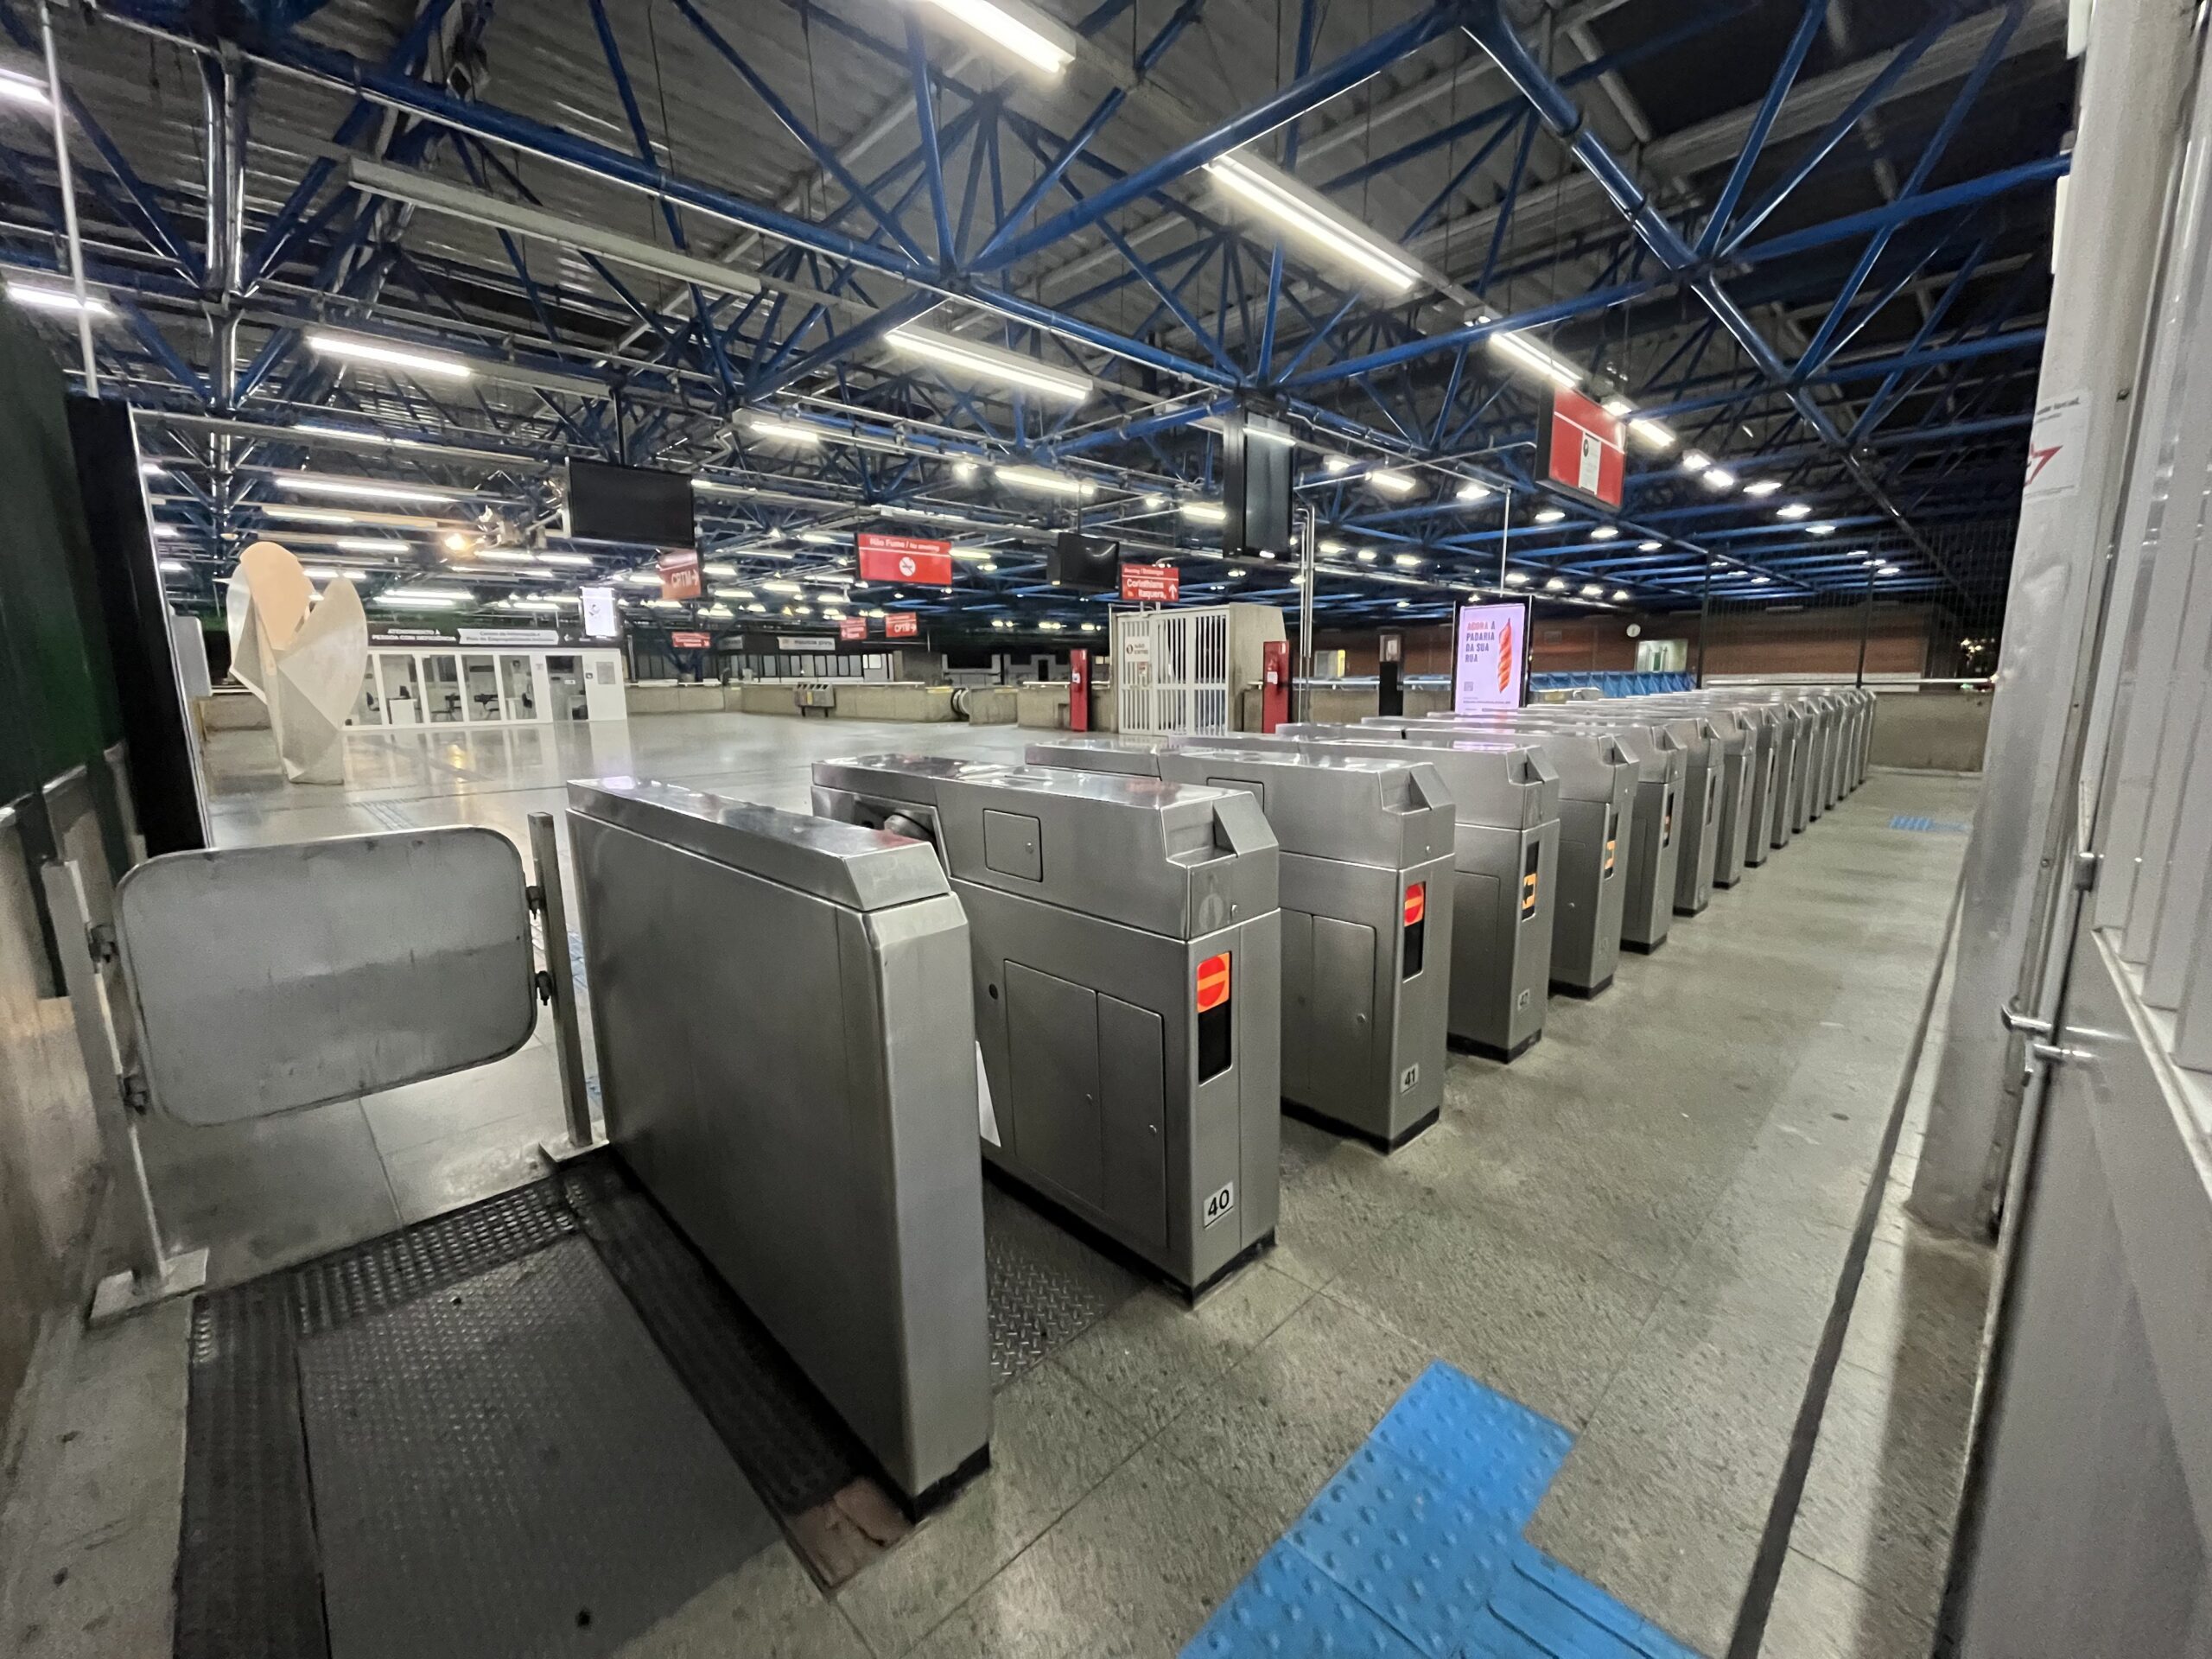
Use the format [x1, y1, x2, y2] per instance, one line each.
[1114, 606, 1230, 734]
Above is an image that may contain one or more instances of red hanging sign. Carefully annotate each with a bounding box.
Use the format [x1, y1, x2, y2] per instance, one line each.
[658, 548, 702, 600]
[1119, 563, 1180, 603]
[1536, 387, 1625, 509]
[858, 532, 954, 587]
[838, 617, 868, 640]
[886, 612, 919, 639]
[671, 630, 713, 650]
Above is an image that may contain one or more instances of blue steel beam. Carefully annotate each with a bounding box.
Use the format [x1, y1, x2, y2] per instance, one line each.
[1695, 0, 1827, 258]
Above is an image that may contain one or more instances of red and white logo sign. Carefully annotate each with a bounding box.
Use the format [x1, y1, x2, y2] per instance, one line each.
[1120, 563, 1179, 604]
[1538, 388, 1625, 509]
[671, 630, 713, 651]
[838, 617, 868, 641]
[886, 612, 919, 639]
[658, 548, 702, 601]
[858, 532, 954, 587]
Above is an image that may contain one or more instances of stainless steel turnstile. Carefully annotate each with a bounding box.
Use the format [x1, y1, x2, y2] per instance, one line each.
[1510, 715, 1681, 954]
[812, 755, 1281, 1295]
[568, 779, 991, 1505]
[1259, 726, 1563, 1047]
[1656, 706, 1753, 889]
[1656, 715, 1722, 916]
[1027, 736, 1455, 1147]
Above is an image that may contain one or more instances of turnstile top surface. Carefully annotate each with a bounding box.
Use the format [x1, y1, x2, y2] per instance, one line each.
[569, 776, 950, 910]
[1029, 736, 1454, 869]
[1212, 728, 1559, 830]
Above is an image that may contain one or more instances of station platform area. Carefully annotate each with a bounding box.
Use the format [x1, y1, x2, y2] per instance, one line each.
[1, 714, 1988, 1659]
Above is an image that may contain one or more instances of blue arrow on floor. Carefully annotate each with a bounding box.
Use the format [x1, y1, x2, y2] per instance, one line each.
[1184, 1363, 1698, 1658]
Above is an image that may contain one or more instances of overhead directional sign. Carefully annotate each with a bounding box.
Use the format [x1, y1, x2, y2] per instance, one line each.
[1536, 388, 1624, 509]
[858, 532, 953, 586]
[1120, 563, 1179, 603]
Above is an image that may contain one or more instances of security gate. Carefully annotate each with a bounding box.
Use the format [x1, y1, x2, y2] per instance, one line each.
[1114, 606, 1230, 735]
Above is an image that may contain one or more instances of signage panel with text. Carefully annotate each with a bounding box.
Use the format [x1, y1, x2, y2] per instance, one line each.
[839, 617, 868, 641]
[671, 631, 714, 651]
[1119, 563, 1179, 603]
[858, 532, 954, 587]
[658, 547, 702, 601]
[1452, 601, 1528, 714]
[886, 612, 918, 639]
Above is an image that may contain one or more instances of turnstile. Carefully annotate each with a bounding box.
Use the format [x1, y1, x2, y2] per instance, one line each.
[1650, 706, 1753, 889]
[1261, 725, 1563, 1044]
[812, 755, 1281, 1295]
[1656, 715, 1722, 915]
[1027, 737, 1455, 1147]
[568, 779, 991, 1506]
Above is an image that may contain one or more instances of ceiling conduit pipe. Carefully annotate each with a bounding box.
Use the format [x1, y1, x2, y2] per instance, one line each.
[1457, 0, 1960, 587]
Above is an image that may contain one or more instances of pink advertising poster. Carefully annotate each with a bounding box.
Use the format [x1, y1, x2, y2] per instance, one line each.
[1453, 601, 1528, 713]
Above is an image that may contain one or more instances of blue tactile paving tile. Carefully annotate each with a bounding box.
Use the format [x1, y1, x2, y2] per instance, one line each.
[1184, 1363, 1701, 1659]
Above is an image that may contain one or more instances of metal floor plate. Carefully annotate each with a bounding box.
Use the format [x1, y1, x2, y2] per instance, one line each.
[982, 1179, 1145, 1387]
[298, 1237, 781, 1659]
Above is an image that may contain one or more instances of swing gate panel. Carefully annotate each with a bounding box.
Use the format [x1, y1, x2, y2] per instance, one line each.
[1115, 607, 1231, 736]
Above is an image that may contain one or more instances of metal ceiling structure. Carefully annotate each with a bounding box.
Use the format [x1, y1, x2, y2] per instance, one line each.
[0, 0, 2068, 641]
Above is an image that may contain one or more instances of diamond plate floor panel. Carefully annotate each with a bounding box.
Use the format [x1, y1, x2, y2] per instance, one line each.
[298, 1236, 780, 1659]
[982, 1179, 1146, 1388]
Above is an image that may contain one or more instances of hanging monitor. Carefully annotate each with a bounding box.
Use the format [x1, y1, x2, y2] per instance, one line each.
[1223, 414, 1294, 556]
[1048, 532, 1121, 591]
[1535, 389, 1625, 510]
[565, 459, 696, 549]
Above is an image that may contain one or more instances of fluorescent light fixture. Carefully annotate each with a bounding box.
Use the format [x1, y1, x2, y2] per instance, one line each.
[1638, 540, 1662, 552]
[302, 566, 356, 582]
[1701, 467, 1737, 492]
[1878, 563, 1900, 575]
[745, 412, 823, 446]
[799, 531, 844, 545]
[620, 571, 662, 588]
[376, 591, 464, 609]
[150, 524, 180, 539]
[1205, 153, 1420, 294]
[1243, 420, 1296, 448]
[1545, 577, 1567, 592]
[0, 67, 50, 109]
[1394, 554, 1422, 569]
[292, 420, 388, 443]
[1751, 575, 1772, 586]
[1355, 549, 1377, 563]
[995, 465, 1094, 499]
[1807, 523, 1836, 536]
[1456, 481, 1492, 502]
[886, 324, 1092, 402]
[1504, 570, 1531, 586]
[157, 558, 188, 574]
[980, 559, 998, 571]
[139, 461, 166, 478]
[702, 562, 737, 578]
[953, 460, 979, 480]
[334, 537, 413, 553]
[470, 548, 539, 563]
[1580, 583, 1604, 596]
[1179, 501, 1227, 525]
[1590, 525, 1618, 540]
[1323, 454, 1352, 474]
[645, 599, 682, 610]
[1681, 449, 1712, 473]
[713, 587, 756, 600]
[499, 597, 562, 613]
[1038, 620, 1064, 632]
[908, 0, 1074, 74]
[745, 602, 767, 613]
[1319, 539, 1344, 555]
[1625, 416, 1676, 451]
[5, 279, 111, 318]
[442, 530, 474, 552]
[1601, 396, 1633, 418]
[1533, 507, 1565, 524]
[274, 474, 466, 505]
[1081, 621, 1099, 632]
[1368, 469, 1416, 496]
[538, 552, 596, 567]
[1777, 503, 1812, 520]
[307, 330, 473, 380]
[763, 580, 802, 594]
[1611, 589, 1630, 601]
[1743, 479, 1782, 498]
[1486, 330, 1580, 388]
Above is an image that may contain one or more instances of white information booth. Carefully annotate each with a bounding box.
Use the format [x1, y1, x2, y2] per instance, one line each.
[349, 626, 627, 728]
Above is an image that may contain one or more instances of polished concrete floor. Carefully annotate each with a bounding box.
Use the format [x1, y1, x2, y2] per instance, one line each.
[6, 714, 1989, 1659]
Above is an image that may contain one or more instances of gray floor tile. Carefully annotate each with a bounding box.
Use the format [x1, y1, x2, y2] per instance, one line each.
[1758, 1547, 1936, 1659]
[361, 1045, 566, 1156]
[138, 1098, 398, 1287]
[836, 1361, 1150, 1658]
[379, 1114, 554, 1226]
[1051, 1263, 1313, 1436]
[615, 1546, 870, 1659]
[1837, 1231, 1992, 1396]
[1265, 1121, 1434, 1291]
[1790, 1348, 1977, 1633]
[902, 1440, 1274, 1659]
[1326, 1201, 1664, 1429]
[1152, 1288, 1432, 1532]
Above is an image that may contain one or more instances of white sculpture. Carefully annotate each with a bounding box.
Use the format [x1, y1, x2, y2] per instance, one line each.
[225, 539, 368, 784]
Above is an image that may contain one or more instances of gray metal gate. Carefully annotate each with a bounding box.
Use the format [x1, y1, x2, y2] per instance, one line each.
[1113, 605, 1230, 735]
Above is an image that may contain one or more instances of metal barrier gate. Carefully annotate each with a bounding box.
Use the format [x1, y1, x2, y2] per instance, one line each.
[1114, 606, 1231, 735]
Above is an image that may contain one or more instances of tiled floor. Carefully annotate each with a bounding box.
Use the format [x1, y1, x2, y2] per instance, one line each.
[8, 715, 1991, 1659]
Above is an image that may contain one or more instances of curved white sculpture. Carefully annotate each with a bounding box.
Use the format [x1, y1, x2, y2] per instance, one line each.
[226, 539, 369, 784]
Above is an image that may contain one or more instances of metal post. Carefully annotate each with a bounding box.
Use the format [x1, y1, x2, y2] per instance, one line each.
[39, 1, 98, 396]
[1855, 563, 1876, 687]
[1296, 505, 1316, 722]
[41, 859, 207, 1320]
[1694, 563, 1713, 688]
[1498, 484, 1512, 588]
[527, 810, 598, 1157]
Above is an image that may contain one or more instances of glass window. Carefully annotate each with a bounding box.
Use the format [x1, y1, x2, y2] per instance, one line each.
[423, 654, 463, 722]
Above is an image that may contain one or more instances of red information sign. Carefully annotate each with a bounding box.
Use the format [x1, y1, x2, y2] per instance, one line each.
[838, 617, 868, 641]
[886, 612, 918, 639]
[671, 630, 713, 651]
[658, 547, 702, 600]
[1536, 387, 1625, 509]
[1119, 563, 1179, 603]
[858, 532, 954, 587]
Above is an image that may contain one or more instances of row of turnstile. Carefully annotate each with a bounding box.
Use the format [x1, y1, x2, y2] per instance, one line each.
[559, 684, 1872, 1516]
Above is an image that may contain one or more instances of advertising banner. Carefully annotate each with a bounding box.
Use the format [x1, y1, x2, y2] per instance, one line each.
[1452, 601, 1528, 714]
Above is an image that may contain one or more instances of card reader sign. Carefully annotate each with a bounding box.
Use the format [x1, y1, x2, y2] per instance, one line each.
[1196, 953, 1231, 1011]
